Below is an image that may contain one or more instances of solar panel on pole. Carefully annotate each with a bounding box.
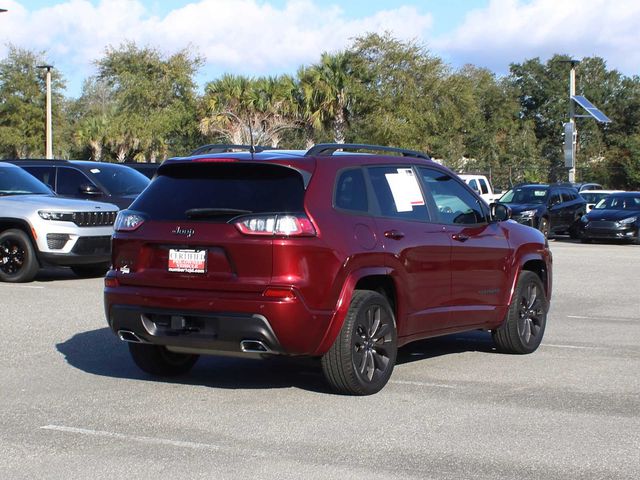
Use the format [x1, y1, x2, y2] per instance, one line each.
[572, 95, 612, 123]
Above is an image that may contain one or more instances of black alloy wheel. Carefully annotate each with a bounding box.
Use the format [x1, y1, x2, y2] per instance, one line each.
[0, 229, 39, 283]
[321, 290, 397, 395]
[493, 271, 547, 354]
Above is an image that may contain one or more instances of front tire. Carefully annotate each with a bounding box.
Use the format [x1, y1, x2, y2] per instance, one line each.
[538, 217, 550, 239]
[128, 343, 199, 376]
[0, 229, 40, 283]
[492, 271, 548, 354]
[321, 290, 397, 395]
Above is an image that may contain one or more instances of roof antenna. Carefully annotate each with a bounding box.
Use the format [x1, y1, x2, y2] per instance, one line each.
[248, 121, 255, 160]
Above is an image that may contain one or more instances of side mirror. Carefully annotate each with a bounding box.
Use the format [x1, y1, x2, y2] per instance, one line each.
[491, 203, 511, 222]
[79, 183, 101, 195]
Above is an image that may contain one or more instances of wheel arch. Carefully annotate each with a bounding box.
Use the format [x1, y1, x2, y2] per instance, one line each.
[312, 267, 398, 356]
[507, 254, 552, 308]
[0, 218, 41, 264]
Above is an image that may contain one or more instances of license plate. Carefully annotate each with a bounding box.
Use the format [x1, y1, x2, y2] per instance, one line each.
[168, 249, 207, 274]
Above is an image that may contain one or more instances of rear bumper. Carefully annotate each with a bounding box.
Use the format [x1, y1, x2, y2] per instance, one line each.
[104, 283, 334, 356]
[109, 304, 284, 354]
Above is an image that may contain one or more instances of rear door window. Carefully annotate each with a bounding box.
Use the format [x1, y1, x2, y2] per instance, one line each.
[22, 165, 56, 189]
[131, 163, 305, 221]
[367, 166, 429, 221]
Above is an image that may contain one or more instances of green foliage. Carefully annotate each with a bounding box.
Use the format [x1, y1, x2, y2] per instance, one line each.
[87, 42, 203, 162]
[1, 36, 639, 188]
[0, 45, 66, 158]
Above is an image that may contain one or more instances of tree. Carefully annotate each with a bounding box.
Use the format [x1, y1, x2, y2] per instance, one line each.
[199, 74, 300, 147]
[90, 42, 202, 162]
[298, 52, 352, 145]
[346, 33, 449, 155]
[0, 45, 66, 158]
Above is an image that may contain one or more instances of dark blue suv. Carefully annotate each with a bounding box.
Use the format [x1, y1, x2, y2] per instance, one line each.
[498, 184, 586, 238]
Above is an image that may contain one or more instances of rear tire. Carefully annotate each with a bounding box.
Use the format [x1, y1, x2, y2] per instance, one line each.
[0, 229, 40, 283]
[492, 271, 547, 354]
[128, 343, 199, 376]
[321, 290, 397, 395]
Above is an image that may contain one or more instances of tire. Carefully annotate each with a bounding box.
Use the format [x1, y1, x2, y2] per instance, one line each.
[580, 237, 592, 244]
[568, 218, 581, 239]
[128, 342, 199, 376]
[492, 271, 548, 354]
[0, 229, 40, 283]
[321, 290, 397, 395]
[538, 217, 550, 239]
[71, 262, 110, 278]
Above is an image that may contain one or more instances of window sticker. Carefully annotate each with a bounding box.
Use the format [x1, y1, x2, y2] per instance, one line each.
[385, 168, 425, 212]
[533, 190, 546, 197]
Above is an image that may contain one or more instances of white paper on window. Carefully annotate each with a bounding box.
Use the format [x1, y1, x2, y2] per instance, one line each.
[385, 168, 425, 212]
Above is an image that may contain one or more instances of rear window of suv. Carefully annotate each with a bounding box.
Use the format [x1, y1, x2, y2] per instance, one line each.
[130, 163, 305, 221]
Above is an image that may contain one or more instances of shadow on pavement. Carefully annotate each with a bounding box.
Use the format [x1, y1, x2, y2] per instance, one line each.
[57, 327, 497, 393]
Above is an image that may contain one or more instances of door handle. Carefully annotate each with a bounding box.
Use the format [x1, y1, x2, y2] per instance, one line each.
[384, 230, 405, 240]
[452, 233, 469, 242]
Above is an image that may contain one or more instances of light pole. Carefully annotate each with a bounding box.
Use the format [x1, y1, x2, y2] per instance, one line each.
[37, 65, 53, 159]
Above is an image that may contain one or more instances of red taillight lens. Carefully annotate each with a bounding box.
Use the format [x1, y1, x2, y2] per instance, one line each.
[104, 276, 119, 288]
[114, 210, 146, 232]
[234, 214, 316, 237]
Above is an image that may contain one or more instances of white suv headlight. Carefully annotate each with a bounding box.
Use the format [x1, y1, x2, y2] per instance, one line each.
[38, 211, 73, 222]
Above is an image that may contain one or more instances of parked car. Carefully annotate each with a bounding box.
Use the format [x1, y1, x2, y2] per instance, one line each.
[556, 182, 603, 192]
[0, 163, 119, 282]
[498, 183, 586, 238]
[4, 159, 150, 209]
[580, 190, 624, 212]
[579, 192, 640, 244]
[457, 174, 502, 204]
[122, 162, 160, 179]
[104, 143, 552, 395]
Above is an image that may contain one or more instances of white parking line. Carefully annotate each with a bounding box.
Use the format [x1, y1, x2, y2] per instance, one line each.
[41, 425, 220, 451]
[390, 380, 458, 389]
[567, 315, 590, 319]
[542, 343, 597, 350]
[0, 284, 44, 289]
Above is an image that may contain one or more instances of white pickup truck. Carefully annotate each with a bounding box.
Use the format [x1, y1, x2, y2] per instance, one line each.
[458, 174, 503, 204]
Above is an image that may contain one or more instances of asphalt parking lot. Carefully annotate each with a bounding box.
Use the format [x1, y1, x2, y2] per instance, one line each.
[1, 239, 638, 480]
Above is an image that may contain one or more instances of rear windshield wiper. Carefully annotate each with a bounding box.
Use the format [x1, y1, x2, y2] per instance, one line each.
[185, 208, 252, 219]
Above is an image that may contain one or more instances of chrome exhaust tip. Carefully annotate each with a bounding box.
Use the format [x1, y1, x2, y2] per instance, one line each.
[240, 340, 270, 353]
[118, 330, 144, 343]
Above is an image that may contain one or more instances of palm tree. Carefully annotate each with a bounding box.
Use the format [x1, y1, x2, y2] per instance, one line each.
[199, 74, 299, 147]
[298, 52, 351, 145]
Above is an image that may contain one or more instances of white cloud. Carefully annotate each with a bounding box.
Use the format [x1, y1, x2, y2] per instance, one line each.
[0, 0, 433, 96]
[434, 0, 640, 74]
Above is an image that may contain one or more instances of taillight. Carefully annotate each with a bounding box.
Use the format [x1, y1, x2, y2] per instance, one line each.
[114, 210, 146, 232]
[234, 214, 316, 237]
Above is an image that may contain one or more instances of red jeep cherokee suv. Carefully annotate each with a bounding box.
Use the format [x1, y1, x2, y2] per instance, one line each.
[104, 144, 552, 395]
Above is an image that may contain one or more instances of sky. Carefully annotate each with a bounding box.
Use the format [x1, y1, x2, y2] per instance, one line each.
[1, 0, 639, 98]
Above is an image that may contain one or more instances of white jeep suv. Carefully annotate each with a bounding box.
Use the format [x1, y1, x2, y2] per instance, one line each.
[0, 163, 119, 282]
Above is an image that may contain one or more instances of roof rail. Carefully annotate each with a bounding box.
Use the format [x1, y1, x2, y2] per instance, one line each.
[305, 143, 431, 160]
[190, 144, 273, 156]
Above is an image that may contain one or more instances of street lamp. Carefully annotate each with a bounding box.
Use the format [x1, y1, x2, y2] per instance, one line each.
[37, 65, 54, 159]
